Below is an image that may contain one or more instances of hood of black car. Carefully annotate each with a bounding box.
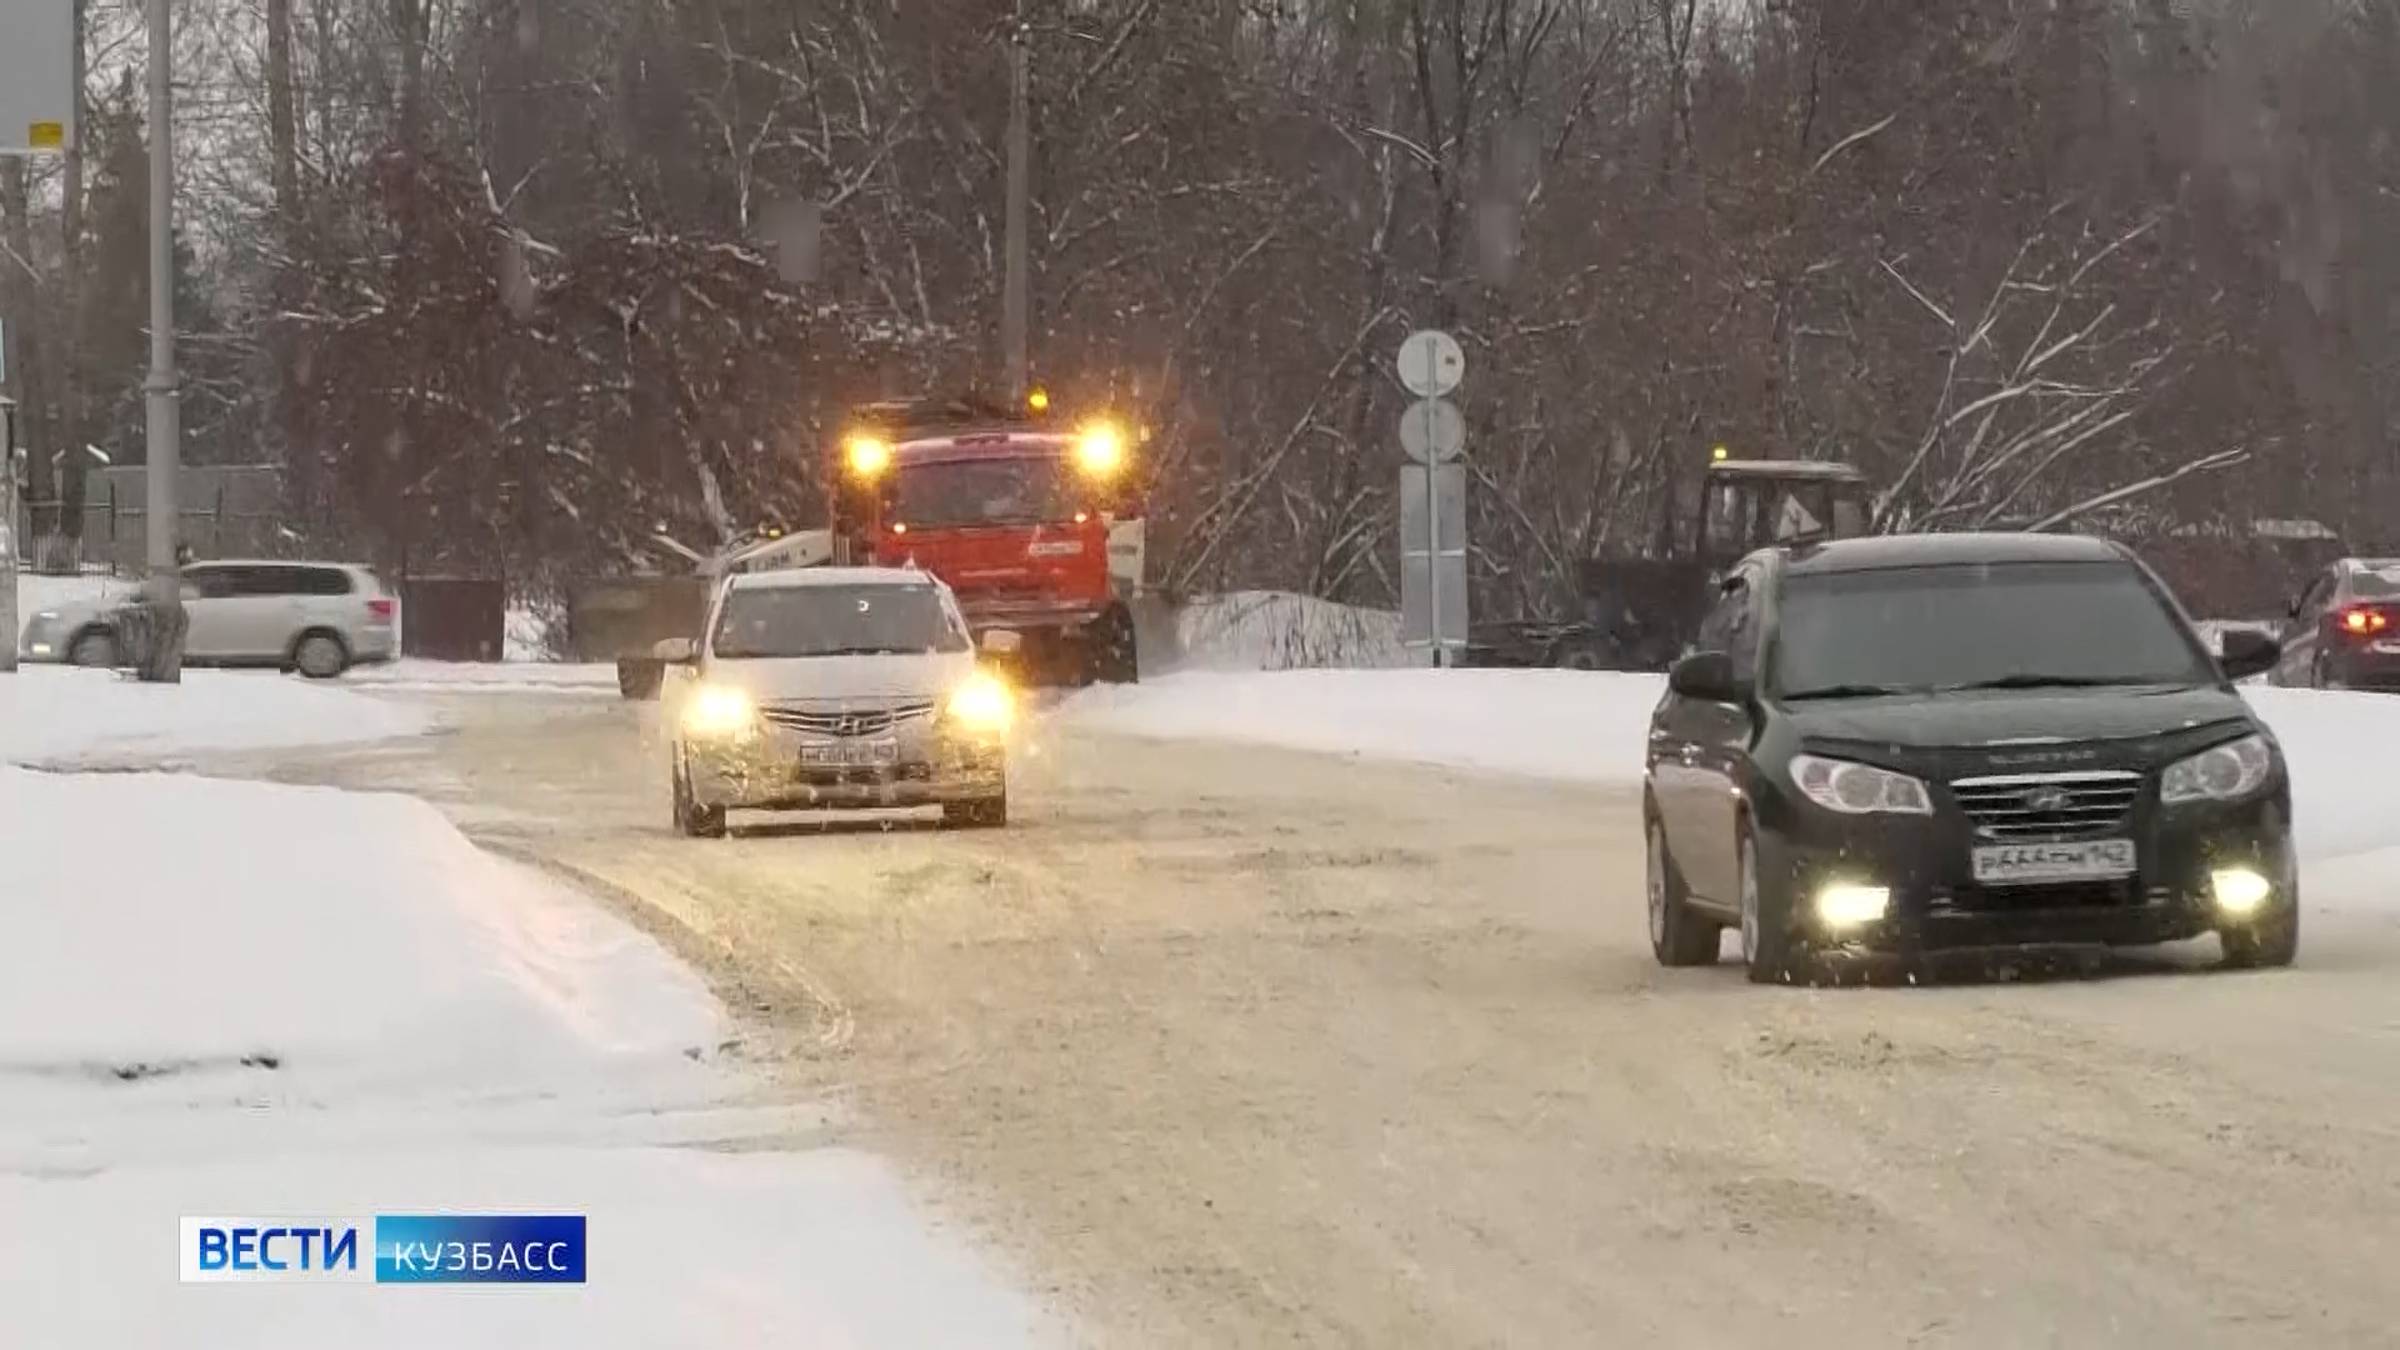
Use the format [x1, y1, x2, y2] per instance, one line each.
[1783, 684, 2254, 752]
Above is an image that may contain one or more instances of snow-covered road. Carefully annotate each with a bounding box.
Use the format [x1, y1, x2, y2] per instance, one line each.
[213, 674, 2400, 1348]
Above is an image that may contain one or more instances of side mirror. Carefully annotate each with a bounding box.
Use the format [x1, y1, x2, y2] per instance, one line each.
[979, 629, 1024, 656]
[1668, 650, 1742, 703]
[2219, 629, 2279, 682]
[652, 637, 697, 664]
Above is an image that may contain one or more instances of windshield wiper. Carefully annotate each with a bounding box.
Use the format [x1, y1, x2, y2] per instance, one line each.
[1933, 673, 2161, 693]
[1779, 683, 1926, 701]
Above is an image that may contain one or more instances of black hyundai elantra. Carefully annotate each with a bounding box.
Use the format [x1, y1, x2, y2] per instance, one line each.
[1644, 532, 2297, 983]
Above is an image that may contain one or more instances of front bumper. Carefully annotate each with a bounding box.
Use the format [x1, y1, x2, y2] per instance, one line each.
[684, 719, 1005, 812]
[1765, 791, 2295, 956]
[18, 615, 84, 661]
[956, 596, 1112, 635]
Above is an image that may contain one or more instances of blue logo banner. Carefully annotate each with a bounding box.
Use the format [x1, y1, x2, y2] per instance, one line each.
[372, 1215, 587, 1284]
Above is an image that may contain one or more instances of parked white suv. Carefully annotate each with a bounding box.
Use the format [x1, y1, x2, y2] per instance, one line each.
[661, 567, 1015, 836]
[18, 561, 398, 677]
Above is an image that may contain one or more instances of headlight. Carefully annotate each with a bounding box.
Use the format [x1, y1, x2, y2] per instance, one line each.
[1789, 754, 1933, 816]
[2160, 734, 2273, 805]
[845, 434, 892, 478]
[681, 684, 756, 738]
[946, 671, 1015, 732]
[32, 610, 58, 622]
[2211, 867, 2273, 916]
[1073, 421, 1126, 477]
[1815, 883, 1892, 928]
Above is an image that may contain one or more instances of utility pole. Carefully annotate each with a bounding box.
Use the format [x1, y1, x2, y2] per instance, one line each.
[140, 0, 185, 681]
[1000, 1, 1031, 404]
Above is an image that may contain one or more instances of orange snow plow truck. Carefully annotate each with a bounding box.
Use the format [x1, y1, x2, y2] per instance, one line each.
[832, 393, 1145, 685]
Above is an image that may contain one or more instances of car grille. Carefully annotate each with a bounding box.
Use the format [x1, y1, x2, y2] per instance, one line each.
[1939, 879, 2139, 913]
[759, 700, 937, 737]
[1949, 770, 2142, 840]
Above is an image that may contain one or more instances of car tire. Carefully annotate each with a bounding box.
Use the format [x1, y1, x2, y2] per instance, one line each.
[2221, 901, 2300, 970]
[943, 794, 1008, 829]
[292, 631, 350, 679]
[1737, 825, 1804, 985]
[671, 746, 728, 839]
[69, 628, 119, 668]
[1647, 816, 1721, 966]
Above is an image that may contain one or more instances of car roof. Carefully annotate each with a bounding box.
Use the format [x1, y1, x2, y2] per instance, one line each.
[727, 565, 942, 592]
[1779, 531, 2127, 576]
[184, 559, 366, 570]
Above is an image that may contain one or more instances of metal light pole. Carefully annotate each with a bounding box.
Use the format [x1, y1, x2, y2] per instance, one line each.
[140, 0, 184, 680]
[1000, 2, 1031, 404]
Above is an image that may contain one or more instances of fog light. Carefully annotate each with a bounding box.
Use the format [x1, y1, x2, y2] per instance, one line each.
[1816, 883, 1891, 929]
[2211, 867, 2272, 917]
[28, 642, 52, 656]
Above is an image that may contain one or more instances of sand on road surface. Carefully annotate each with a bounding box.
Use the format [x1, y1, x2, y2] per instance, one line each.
[251, 691, 2400, 1348]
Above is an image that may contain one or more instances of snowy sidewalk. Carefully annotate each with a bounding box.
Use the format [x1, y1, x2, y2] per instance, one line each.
[0, 666, 1050, 1344]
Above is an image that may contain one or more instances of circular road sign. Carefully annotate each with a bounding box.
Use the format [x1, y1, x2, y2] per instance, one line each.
[1396, 329, 1466, 398]
[1399, 397, 1466, 464]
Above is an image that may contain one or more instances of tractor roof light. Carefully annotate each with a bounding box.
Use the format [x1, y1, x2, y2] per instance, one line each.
[845, 434, 893, 479]
[1074, 421, 1127, 477]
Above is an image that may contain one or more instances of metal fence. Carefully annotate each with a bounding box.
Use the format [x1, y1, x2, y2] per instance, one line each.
[13, 464, 288, 576]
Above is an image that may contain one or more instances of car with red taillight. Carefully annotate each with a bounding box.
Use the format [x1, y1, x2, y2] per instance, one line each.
[2272, 557, 2400, 691]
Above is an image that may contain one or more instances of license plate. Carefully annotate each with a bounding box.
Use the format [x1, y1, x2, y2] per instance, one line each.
[1972, 839, 2136, 884]
[799, 740, 898, 768]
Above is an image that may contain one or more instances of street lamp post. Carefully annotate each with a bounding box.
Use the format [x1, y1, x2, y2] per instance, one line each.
[1001, 2, 1031, 404]
[139, 0, 185, 681]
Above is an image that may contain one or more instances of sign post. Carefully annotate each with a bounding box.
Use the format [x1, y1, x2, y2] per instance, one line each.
[1395, 330, 1468, 667]
[1, 394, 16, 673]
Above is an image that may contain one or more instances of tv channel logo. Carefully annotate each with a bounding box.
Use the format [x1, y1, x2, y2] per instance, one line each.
[182, 1216, 586, 1285]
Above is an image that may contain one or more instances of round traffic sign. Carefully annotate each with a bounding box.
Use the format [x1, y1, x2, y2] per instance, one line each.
[1396, 329, 1465, 398]
[1398, 397, 1465, 464]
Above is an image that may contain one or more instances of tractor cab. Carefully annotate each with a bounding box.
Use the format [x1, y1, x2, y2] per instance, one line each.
[1695, 459, 1871, 570]
[1562, 457, 1872, 671]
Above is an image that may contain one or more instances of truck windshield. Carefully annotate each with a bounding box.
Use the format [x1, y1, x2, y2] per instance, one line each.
[1773, 561, 2216, 698]
[712, 584, 969, 659]
[892, 456, 1082, 528]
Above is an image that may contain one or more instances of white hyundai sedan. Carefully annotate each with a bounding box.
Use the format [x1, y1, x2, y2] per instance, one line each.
[658, 567, 1015, 837]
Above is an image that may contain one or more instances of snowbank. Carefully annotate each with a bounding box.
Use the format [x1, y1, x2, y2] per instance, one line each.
[347, 659, 620, 694]
[1062, 668, 1657, 782]
[1059, 670, 2400, 876]
[0, 767, 1049, 1345]
[0, 770, 712, 1077]
[1153, 591, 1412, 673]
[0, 665, 430, 764]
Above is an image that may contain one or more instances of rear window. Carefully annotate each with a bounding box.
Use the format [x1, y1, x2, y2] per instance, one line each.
[1772, 561, 2215, 696]
[2347, 564, 2400, 599]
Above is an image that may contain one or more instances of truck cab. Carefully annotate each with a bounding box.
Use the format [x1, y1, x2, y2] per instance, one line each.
[835, 395, 1144, 684]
